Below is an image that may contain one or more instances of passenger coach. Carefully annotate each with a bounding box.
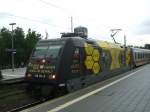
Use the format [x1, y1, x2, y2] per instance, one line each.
[131, 48, 150, 67]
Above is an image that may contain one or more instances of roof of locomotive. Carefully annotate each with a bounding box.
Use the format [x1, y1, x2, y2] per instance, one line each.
[37, 37, 87, 47]
[96, 40, 124, 50]
[37, 37, 124, 50]
[37, 37, 83, 43]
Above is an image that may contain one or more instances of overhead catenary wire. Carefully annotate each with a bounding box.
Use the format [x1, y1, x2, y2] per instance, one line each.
[37, 0, 73, 31]
[1, 0, 75, 33]
[37, 0, 73, 29]
[37, 0, 71, 15]
[4, 13, 68, 29]
[38, 0, 66, 11]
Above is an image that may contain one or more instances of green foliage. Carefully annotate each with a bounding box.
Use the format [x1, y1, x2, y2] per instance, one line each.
[0, 27, 12, 68]
[25, 29, 41, 62]
[145, 44, 150, 49]
[0, 27, 41, 68]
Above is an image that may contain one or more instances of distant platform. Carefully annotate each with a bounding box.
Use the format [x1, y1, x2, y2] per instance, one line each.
[22, 64, 150, 112]
[1, 67, 26, 80]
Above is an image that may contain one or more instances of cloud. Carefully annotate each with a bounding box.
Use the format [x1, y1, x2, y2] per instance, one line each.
[131, 18, 150, 35]
[0, 12, 12, 19]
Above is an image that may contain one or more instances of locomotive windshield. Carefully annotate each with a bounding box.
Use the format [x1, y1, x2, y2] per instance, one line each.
[32, 45, 48, 58]
[32, 40, 65, 59]
[46, 45, 62, 58]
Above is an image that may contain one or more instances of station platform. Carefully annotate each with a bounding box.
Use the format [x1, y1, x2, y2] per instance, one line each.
[22, 64, 150, 112]
[1, 67, 26, 80]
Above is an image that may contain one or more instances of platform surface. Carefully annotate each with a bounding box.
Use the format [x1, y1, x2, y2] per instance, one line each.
[1, 67, 26, 80]
[22, 64, 150, 112]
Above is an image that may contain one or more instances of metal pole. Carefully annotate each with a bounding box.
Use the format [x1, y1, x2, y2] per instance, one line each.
[124, 35, 126, 47]
[12, 25, 14, 72]
[9, 23, 16, 72]
[71, 16, 73, 32]
[124, 34, 126, 65]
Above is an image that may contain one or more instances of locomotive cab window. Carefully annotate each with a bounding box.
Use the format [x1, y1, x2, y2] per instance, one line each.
[32, 40, 65, 59]
[46, 45, 62, 59]
[32, 45, 48, 58]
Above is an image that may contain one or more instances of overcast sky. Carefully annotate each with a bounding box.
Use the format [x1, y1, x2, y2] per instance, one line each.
[0, 0, 150, 46]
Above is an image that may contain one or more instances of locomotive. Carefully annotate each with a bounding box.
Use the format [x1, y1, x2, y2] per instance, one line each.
[25, 27, 150, 97]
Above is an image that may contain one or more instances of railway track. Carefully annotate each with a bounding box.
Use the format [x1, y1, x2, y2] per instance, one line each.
[0, 80, 41, 112]
[7, 98, 46, 112]
[0, 79, 65, 112]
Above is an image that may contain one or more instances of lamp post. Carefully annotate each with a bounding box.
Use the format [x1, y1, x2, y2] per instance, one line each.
[9, 23, 16, 72]
[71, 16, 73, 32]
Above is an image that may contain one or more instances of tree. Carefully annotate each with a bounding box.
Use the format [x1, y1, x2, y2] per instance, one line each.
[0, 27, 12, 68]
[145, 44, 150, 49]
[13, 27, 26, 67]
[0, 27, 41, 68]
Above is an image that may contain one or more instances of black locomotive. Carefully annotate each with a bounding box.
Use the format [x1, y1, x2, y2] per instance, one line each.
[25, 27, 150, 97]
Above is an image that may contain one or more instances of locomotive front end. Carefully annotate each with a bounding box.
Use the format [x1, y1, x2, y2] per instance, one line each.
[25, 39, 65, 84]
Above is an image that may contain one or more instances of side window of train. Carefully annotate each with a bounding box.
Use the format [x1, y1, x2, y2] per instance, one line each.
[138, 53, 140, 59]
[135, 52, 137, 60]
[139, 53, 140, 59]
[147, 53, 148, 58]
[137, 53, 139, 59]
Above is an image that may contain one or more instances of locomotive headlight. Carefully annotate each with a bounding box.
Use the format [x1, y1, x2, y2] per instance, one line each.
[49, 74, 56, 79]
[42, 59, 46, 63]
[52, 75, 56, 79]
[27, 73, 32, 78]
[39, 65, 44, 69]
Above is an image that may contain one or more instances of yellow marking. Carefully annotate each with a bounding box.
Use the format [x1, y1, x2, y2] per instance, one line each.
[110, 49, 115, 69]
[97, 41, 110, 49]
[96, 40, 124, 70]
[84, 43, 94, 55]
[116, 50, 120, 68]
[84, 42, 102, 74]
[126, 48, 131, 66]
[92, 49, 100, 62]
[110, 49, 121, 69]
[84, 56, 94, 69]
[97, 40, 122, 49]
[92, 62, 100, 74]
